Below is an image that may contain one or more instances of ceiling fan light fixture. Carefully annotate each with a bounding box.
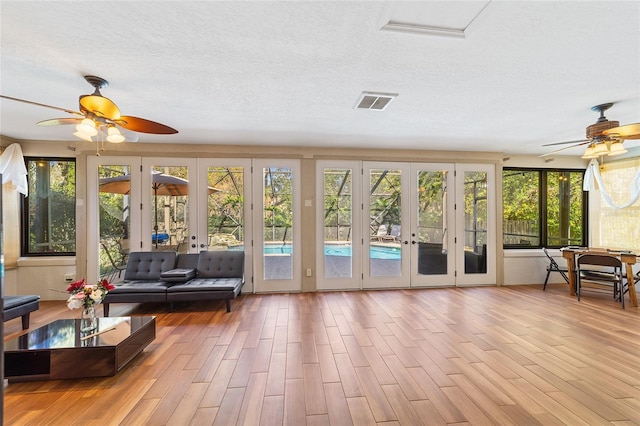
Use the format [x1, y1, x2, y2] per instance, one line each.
[592, 142, 609, 156]
[76, 118, 98, 136]
[607, 141, 627, 156]
[73, 131, 93, 142]
[106, 125, 125, 143]
[581, 144, 599, 159]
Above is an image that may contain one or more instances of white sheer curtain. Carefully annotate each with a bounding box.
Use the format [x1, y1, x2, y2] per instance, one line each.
[587, 158, 640, 250]
[0, 143, 27, 269]
[0, 143, 28, 196]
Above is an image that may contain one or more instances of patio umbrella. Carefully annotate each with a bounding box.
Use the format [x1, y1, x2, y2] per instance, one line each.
[99, 171, 218, 247]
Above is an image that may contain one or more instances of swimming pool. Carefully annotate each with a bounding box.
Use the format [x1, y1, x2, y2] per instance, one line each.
[253, 243, 401, 260]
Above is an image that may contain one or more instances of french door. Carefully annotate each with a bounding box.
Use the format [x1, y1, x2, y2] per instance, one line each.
[196, 158, 253, 292]
[252, 159, 301, 293]
[316, 161, 495, 290]
[316, 161, 363, 290]
[410, 163, 457, 287]
[88, 156, 142, 282]
[89, 156, 301, 293]
[454, 163, 496, 286]
[363, 162, 411, 288]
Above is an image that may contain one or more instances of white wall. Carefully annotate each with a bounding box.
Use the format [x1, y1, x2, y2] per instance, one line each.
[13, 257, 76, 301]
[503, 248, 564, 285]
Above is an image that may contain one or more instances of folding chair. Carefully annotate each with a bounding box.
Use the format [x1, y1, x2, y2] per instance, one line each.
[576, 253, 625, 308]
[542, 247, 569, 290]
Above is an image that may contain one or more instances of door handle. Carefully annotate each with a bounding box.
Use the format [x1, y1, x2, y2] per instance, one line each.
[200, 243, 206, 248]
[411, 240, 416, 245]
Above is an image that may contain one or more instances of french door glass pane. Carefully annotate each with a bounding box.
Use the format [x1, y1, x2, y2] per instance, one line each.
[464, 171, 487, 274]
[207, 166, 245, 250]
[263, 167, 293, 280]
[417, 170, 448, 275]
[323, 168, 353, 279]
[369, 168, 402, 277]
[149, 165, 190, 250]
[98, 164, 131, 282]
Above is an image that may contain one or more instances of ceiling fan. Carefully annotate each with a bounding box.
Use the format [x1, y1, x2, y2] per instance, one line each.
[541, 102, 640, 158]
[0, 75, 178, 143]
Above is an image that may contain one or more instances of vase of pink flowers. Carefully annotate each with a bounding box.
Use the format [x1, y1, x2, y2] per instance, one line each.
[66, 278, 115, 333]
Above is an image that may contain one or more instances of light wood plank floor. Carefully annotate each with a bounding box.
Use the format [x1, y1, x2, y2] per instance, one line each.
[4, 283, 640, 425]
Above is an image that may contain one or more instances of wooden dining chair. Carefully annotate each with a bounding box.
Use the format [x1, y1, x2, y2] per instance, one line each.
[576, 253, 625, 308]
[542, 247, 569, 290]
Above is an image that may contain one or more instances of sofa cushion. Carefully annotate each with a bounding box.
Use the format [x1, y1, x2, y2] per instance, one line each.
[4, 295, 40, 310]
[124, 251, 177, 281]
[167, 277, 243, 292]
[108, 281, 173, 294]
[160, 268, 196, 282]
[196, 251, 244, 279]
[161, 253, 199, 282]
[176, 253, 199, 269]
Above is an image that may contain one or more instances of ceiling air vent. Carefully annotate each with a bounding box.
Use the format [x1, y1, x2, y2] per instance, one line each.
[355, 92, 398, 111]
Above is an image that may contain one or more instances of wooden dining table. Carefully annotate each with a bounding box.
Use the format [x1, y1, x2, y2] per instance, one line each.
[561, 247, 638, 307]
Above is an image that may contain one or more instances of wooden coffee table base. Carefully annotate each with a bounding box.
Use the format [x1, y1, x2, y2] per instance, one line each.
[4, 316, 155, 382]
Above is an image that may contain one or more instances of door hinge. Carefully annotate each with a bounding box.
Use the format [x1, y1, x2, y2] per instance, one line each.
[140, 165, 143, 172]
[454, 237, 457, 244]
[455, 270, 457, 277]
[140, 203, 143, 210]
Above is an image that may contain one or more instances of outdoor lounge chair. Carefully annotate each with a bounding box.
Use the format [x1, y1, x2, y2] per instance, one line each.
[372, 224, 388, 241]
[381, 225, 401, 243]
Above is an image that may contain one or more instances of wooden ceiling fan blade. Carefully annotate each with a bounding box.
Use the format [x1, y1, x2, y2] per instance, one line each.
[117, 116, 178, 134]
[542, 139, 589, 147]
[79, 94, 121, 120]
[36, 117, 83, 126]
[0, 94, 81, 115]
[539, 141, 589, 157]
[603, 123, 640, 140]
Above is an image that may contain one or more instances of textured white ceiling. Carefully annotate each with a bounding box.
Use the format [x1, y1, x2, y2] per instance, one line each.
[1, 1, 639, 156]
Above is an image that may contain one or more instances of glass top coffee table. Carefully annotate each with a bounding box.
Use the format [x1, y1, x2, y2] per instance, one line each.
[4, 316, 155, 382]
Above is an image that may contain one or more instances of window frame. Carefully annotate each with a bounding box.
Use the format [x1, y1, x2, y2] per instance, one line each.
[503, 167, 588, 249]
[21, 156, 76, 256]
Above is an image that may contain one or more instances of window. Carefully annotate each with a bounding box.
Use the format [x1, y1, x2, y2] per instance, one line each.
[22, 157, 76, 255]
[503, 168, 587, 248]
